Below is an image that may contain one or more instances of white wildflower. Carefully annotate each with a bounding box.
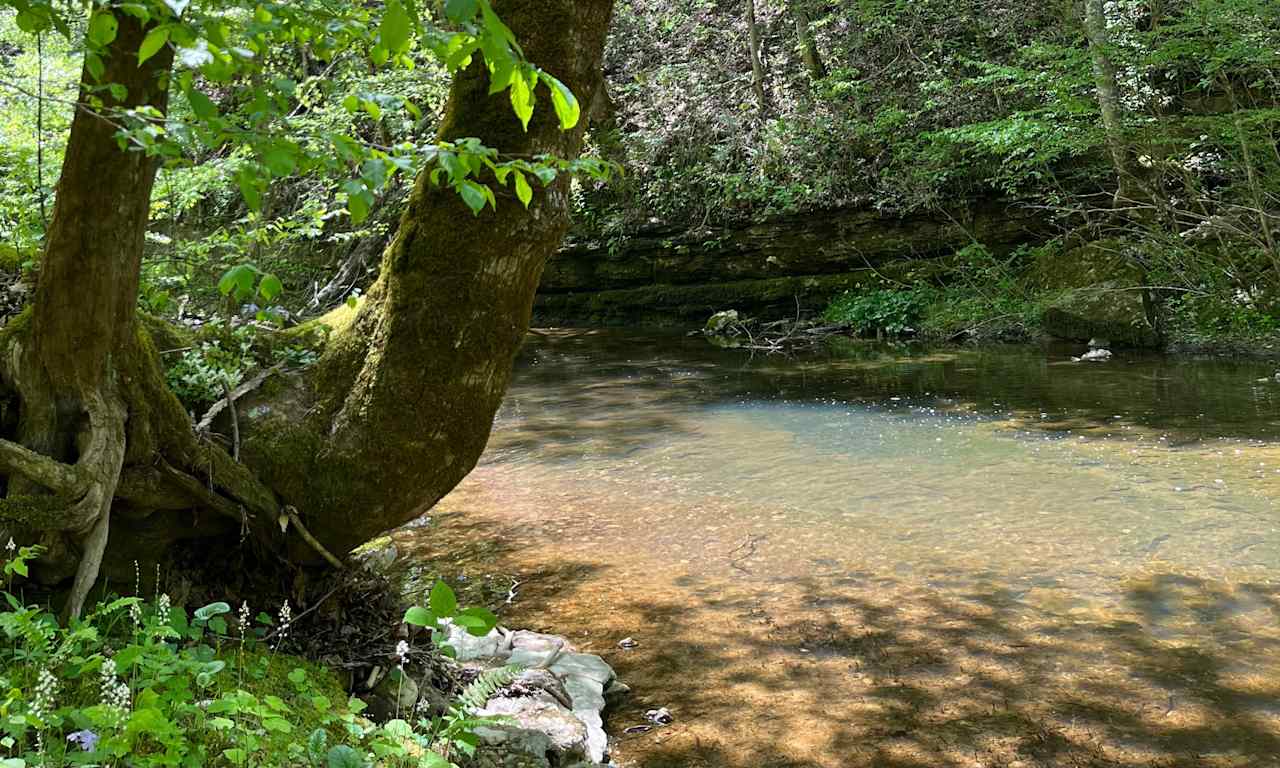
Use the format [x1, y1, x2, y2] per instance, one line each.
[273, 600, 292, 648]
[99, 658, 130, 716]
[31, 668, 58, 721]
[394, 640, 410, 669]
[237, 601, 251, 637]
[156, 593, 171, 627]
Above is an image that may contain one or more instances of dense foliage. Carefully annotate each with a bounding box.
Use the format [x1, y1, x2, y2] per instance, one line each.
[0, 544, 505, 768]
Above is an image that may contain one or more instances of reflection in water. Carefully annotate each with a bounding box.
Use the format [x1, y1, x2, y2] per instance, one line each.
[399, 331, 1280, 768]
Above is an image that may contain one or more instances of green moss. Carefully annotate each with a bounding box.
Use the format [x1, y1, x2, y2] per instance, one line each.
[0, 493, 68, 527]
[535, 267, 938, 326]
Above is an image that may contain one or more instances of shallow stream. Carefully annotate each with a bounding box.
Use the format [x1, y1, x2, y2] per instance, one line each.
[400, 331, 1280, 768]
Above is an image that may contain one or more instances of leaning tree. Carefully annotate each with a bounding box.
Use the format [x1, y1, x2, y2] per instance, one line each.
[0, 0, 614, 617]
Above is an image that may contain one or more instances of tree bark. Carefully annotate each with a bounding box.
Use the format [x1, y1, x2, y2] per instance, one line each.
[746, 0, 769, 112]
[234, 0, 616, 558]
[1083, 0, 1138, 205]
[790, 3, 827, 81]
[0, 0, 616, 607]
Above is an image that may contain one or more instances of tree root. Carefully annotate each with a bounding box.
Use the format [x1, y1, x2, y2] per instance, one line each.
[286, 507, 346, 571]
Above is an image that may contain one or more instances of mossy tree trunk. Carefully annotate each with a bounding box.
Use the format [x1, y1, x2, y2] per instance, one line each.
[1083, 0, 1140, 206]
[790, 3, 826, 82]
[0, 0, 615, 612]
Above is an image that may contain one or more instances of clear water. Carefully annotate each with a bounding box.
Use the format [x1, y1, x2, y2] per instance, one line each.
[407, 331, 1280, 768]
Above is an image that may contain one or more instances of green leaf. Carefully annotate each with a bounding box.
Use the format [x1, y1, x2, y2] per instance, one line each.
[236, 168, 263, 212]
[456, 606, 500, 636]
[187, 88, 218, 120]
[194, 601, 231, 620]
[541, 73, 580, 130]
[444, 0, 478, 23]
[429, 580, 458, 618]
[457, 181, 487, 215]
[258, 274, 283, 301]
[261, 143, 298, 177]
[402, 606, 435, 627]
[509, 69, 535, 130]
[379, 0, 412, 55]
[88, 12, 119, 48]
[513, 170, 532, 208]
[219, 264, 257, 299]
[138, 26, 170, 64]
[325, 745, 365, 768]
[85, 53, 105, 82]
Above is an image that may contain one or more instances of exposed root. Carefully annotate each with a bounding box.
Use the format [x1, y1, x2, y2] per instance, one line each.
[287, 507, 347, 571]
[65, 504, 111, 619]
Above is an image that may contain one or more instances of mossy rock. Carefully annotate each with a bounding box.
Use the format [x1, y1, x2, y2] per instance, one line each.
[1041, 281, 1161, 348]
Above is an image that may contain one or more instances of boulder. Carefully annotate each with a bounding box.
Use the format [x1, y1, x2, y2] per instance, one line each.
[1042, 282, 1160, 348]
[477, 696, 591, 764]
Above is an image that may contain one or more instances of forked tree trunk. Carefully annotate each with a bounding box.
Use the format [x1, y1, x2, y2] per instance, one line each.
[0, 0, 616, 610]
[239, 0, 616, 558]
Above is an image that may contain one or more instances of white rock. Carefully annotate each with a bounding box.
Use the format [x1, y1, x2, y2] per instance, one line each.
[446, 626, 509, 661]
[478, 697, 590, 762]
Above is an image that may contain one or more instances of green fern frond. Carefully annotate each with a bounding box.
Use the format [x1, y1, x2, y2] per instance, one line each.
[455, 665, 521, 712]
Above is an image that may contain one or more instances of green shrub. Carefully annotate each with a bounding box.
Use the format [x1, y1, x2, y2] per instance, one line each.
[823, 288, 934, 336]
[0, 545, 505, 768]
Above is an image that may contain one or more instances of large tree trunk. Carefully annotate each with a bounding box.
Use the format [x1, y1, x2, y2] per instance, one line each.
[0, 11, 176, 617]
[0, 0, 616, 610]
[1083, 0, 1139, 205]
[240, 0, 615, 558]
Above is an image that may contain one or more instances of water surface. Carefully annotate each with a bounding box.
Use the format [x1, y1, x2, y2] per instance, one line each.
[400, 331, 1280, 768]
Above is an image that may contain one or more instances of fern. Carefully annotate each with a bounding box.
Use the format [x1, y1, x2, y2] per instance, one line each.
[455, 664, 521, 712]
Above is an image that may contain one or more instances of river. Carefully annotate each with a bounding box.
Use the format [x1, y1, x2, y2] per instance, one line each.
[397, 330, 1280, 768]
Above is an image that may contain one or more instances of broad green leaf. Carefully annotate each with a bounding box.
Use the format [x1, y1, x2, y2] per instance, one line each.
[138, 26, 170, 64]
[403, 606, 434, 627]
[258, 274, 283, 301]
[541, 73, 580, 130]
[514, 171, 532, 207]
[186, 88, 218, 119]
[380, 0, 412, 55]
[236, 169, 262, 212]
[325, 745, 364, 768]
[429, 580, 458, 617]
[456, 606, 500, 636]
[219, 264, 257, 298]
[88, 12, 119, 48]
[457, 181, 487, 216]
[445, 0, 478, 23]
[194, 601, 231, 620]
[509, 69, 534, 130]
[84, 53, 105, 81]
[261, 144, 298, 177]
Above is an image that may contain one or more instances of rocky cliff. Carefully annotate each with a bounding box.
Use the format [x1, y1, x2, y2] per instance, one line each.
[535, 201, 1047, 326]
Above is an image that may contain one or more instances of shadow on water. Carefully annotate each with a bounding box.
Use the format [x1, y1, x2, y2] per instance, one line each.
[401, 509, 1280, 768]
[397, 330, 1280, 767]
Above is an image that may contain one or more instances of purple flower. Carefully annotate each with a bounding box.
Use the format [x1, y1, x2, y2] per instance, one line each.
[67, 729, 99, 752]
